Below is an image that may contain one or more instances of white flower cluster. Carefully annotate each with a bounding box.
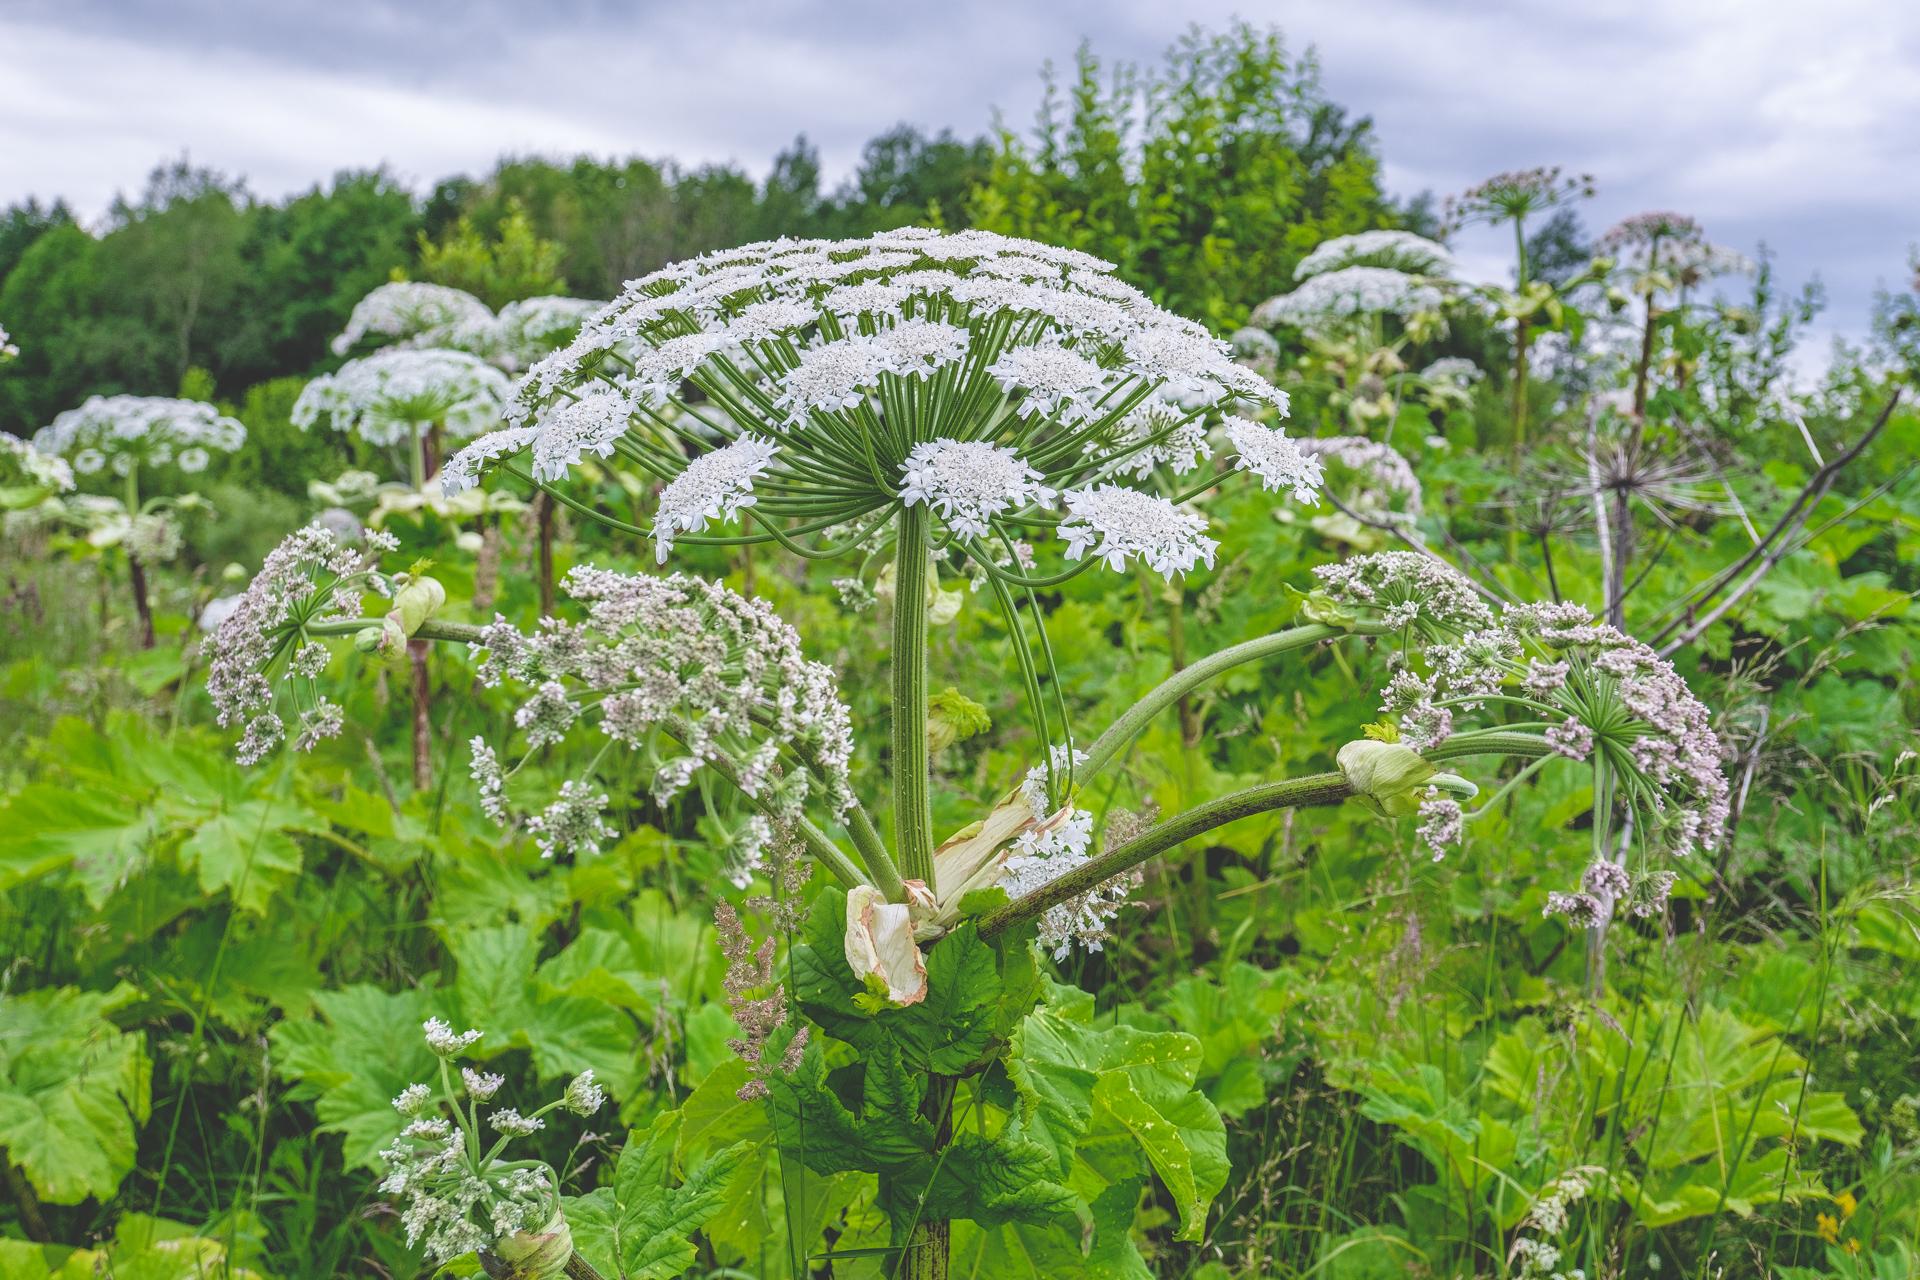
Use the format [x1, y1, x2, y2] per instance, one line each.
[899, 438, 1055, 540]
[437, 226, 1317, 582]
[35, 396, 246, 477]
[378, 1022, 604, 1265]
[0, 323, 16, 362]
[333, 282, 610, 372]
[205, 523, 400, 764]
[294, 349, 512, 447]
[2, 432, 76, 493]
[1419, 356, 1483, 387]
[653, 435, 778, 562]
[1250, 267, 1445, 330]
[1301, 437, 1423, 518]
[491, 296, 608, 368]
[1294, 230, 1456, 281]
[1001, 745, 1137, 959]
[468, 566, 855, 861]
[333, 282, 496, 356]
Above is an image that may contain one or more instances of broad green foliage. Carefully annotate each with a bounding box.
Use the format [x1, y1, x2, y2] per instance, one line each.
[0, 1214, 260, 1279]
[0, 985, 151, 1204]
[565, 1112, 747, 1280]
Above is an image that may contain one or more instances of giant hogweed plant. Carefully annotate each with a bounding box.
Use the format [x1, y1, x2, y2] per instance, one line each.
[208, 228, 1732, 1279]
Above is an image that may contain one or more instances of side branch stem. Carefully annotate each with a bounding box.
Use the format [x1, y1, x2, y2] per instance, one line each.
[1082, 624, 1348, 780]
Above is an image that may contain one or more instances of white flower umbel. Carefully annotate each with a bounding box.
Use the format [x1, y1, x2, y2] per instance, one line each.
[294, 349, 511, 448]
[332, 281, 494, 356]
[1251, 267, 1445, 330]
[899, 439, 1054, 540]
[490, 296, 608, 370]
[436, 227, 1303, 585]
[2, 432, 76, 494]
[34, 396, 246, 477]
[1223, 418, 1323, 503]
[653, 434, 778, 562]
[0, 323, 16, 362]
[1059, 484, 1218, 579]
[1294, 230, 1456, 281]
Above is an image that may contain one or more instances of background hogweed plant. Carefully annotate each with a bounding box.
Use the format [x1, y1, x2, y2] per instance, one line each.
[198, 228, 1739, 1279]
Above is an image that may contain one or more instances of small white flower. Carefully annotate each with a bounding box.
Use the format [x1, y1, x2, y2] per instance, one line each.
[1223, 418, 1322, 503]
[898, 438, 1054, 540]
[461, 1068, 505, 1101]
[392, 1083, 433, 1115]
[422, 1017, 482, 1058]
[488, 1108, 545, 1136]
[653, 435, 778, 563]
[1058, 484, 1218, 579]
[986, 343, 1109, 419]
[562, 1070, 606, 1116]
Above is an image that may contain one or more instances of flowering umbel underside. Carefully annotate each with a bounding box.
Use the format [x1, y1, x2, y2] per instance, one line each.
[439, 226, 1331, 584]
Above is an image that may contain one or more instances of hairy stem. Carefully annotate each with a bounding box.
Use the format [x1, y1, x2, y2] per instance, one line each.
[979, 773, 1352, 938]
[981, 732, 1551, 940]
[892, 506, 934, 891]
[536, 493, 556, 617]
[408, 638, 432, 791]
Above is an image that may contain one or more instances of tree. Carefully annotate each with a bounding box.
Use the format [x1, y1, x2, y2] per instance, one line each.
[969, 22, 1394, 325]
[415, 201, 567, 308]
[0, 198, 76, 290]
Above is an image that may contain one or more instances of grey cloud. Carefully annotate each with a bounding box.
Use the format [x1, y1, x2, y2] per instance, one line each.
[2, 0, 1915, 347]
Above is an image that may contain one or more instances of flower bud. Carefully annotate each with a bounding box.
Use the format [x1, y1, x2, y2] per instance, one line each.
[354, 615, 408, 660]
[490, 1207, 573, 1280]
[843, 885, 927, 1007]
[1337, 740, 1477, 818]
[389, 574, 447, 637]
[926, 687, 990, 755]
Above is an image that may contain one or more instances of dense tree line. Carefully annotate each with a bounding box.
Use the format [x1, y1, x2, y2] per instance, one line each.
[0, 23, 1394, 433]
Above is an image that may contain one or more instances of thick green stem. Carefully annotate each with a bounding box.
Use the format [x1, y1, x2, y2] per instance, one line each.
[1081, 624, 1349, 780]
[980, 731, 1553, 940]
[892, 506, 934, 891]
[979, 772, 1352, 938]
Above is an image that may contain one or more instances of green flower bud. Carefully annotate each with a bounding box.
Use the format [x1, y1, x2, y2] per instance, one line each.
[1338, 740, 1478, 817]
[354, 615, 407, 660]
[927, 687, 991, 755]
[1288, 583, 1363, 630]
[389, 574, 447, 637]
[490, 1207, 573, 1280]
[1338, 740, 1436, 817]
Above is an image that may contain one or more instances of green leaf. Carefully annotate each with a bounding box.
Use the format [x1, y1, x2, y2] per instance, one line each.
[1007, 984, 1228, 1241]
[176, 804, 305, 914]
[269, 984, 441, 1170]
[566, 1111, 747, 1280]
[0, 782, 149, 904]
[0, 985, 151, 1204]
[1091, 1071, 1228, 1242]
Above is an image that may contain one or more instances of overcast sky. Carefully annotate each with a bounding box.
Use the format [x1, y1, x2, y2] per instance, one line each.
[3, 0, 1916, 351]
